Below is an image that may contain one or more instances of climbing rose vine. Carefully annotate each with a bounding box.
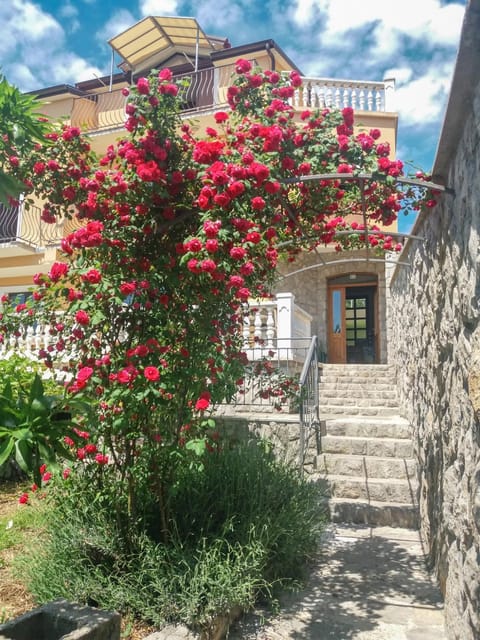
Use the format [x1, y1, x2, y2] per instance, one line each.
[2, 63, 433, 534]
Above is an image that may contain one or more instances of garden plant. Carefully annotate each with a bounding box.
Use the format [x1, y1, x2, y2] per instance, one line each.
[0, 63, 434, 631]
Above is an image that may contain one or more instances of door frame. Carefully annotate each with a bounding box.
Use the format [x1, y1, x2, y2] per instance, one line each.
[327, 276, 379, 364]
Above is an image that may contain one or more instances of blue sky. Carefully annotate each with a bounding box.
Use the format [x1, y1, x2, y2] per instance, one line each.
[1, 0, 466, 232]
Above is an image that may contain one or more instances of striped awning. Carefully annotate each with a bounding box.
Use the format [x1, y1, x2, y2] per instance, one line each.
[108, 16, 217, 73]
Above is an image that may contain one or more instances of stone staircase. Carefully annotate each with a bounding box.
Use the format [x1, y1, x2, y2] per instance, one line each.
[314, 364, 419, 528]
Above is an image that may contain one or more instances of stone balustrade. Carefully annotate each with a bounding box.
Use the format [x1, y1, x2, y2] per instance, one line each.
[243, 292, 313, 362]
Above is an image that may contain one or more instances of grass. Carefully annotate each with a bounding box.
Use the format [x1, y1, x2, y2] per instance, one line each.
[0, 482, 40, 622]
[0, 482, 155, 638]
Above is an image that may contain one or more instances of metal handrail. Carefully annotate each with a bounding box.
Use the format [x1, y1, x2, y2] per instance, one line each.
[298, 335, 320, 468]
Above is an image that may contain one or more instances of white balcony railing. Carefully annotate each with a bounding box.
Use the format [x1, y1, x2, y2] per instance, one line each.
[0, 293, 312, 365]
[243, 292, 312, 362]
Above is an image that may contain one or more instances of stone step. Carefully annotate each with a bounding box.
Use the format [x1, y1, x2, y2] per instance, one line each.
[322, 435, 413, 458]
[320, 388, 396, 400]
[327, 497, 419, 529]
[324, 417, 411, 439]
[320, 367, 394, 376]
[319, 381, 394, 392]
[319, 405, 400, 417]
[316, 453, 417, 479]
[320, 364, 394, 373]
[319, 395, 399, 408]
[324, 474, 418, 503]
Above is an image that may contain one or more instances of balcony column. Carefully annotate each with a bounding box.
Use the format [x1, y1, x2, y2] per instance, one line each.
[275, 292, 295, 358]
[383, 77, 395, 111]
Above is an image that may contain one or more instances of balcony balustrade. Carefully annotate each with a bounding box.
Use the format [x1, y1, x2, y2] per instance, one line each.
[0, 201, 67, 248]
[0, 293, 312, 366]
[70, 66, 394, 134]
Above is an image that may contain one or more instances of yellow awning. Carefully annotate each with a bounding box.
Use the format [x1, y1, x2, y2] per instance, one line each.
[108, 16, 216, 73]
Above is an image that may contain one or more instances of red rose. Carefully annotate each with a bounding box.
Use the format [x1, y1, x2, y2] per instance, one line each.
[75, 310, 90, 326]
[136, 77, 150, 94]
[77, 366, 94, 382]
[214, 111, 229, 123]
[235, 58, 252, 74]
[230, 246, 247, 260]
[144, 366, 160, 381]
[158, 68, 173, 81]
[251, 197, 265, 211]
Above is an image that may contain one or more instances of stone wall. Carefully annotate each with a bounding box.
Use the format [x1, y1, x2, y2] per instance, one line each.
[389, 8, 480, 636]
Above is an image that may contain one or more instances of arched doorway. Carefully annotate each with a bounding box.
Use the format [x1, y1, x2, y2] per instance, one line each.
[327, 273, 378, 364]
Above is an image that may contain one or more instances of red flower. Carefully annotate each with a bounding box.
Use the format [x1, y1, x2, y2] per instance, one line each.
[201, 259, 217, 273]
[75, 310, 90, 326]
[95, 453, 109, 465]
[214, 111, 229, 123]
[195, 391, 211, 411]
[63, 468, 71, 479]
[18, 493, 28, 504]
[76, 448, 86, 460]
[77, 366, 94, 382]
[251, 197, 266, 211]
[235, 58, 252, 74]
[230, 246, 247, 260]
[49, 261, 69, 282]
[144, 366, 160, 381]
[39, 463, 47, 474]
[158, 68, 173, 81]
[42, 471, 52, 483]
[136, 77, 150, 95]
[82, 269, 102, 284]
[120, 282, 136, 296]
[85, 443, 98, 454]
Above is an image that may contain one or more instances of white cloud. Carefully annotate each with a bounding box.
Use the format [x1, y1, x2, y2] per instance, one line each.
[139, 0, 179, 15]
[291, 0, 464, 54]
[0, 0, 103, 91]
[59, 1, 79, 19]
[391, 61, 455, 125]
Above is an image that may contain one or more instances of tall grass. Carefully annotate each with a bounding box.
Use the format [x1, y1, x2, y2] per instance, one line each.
[18, 441, 327, 632]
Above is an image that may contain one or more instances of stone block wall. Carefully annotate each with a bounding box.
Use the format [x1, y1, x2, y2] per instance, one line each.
[389, 45, 480, 638]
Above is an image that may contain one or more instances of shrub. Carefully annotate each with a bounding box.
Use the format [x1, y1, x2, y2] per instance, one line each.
[19, 441, 327, 632]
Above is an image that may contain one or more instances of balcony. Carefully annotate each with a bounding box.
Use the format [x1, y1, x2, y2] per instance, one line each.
[0, 201, 64, 252]
[70, 66, 394, 134]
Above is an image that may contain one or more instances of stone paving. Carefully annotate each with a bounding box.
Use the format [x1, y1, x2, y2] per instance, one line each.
[145, 524, 447, 640]
[226, 524, 446, 640]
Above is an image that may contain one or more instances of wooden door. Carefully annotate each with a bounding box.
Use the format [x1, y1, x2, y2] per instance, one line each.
[328, 286, 346, 363]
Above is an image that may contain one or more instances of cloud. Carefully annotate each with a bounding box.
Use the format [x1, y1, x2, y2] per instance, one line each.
[291, 0, 464, 49]
[139, 0, 180, 15]
[0, 0, 103, 91]
[389, 61, 455, 126]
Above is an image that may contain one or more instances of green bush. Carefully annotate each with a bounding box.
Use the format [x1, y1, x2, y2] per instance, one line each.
[19, 441, 327, 632]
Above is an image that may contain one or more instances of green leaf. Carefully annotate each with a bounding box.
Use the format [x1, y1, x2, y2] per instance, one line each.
[14, 439, 33, 474]
[185, 438, 207, 457]
[0, 438, 14, 467]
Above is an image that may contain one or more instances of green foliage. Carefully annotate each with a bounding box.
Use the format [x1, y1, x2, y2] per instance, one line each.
[0, 356, 60, 396]
[19, 441, 327, 631]
[0, 374, 83, 485]
[0, 71, 50, 202]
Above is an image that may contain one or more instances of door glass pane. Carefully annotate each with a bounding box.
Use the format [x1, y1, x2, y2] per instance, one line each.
[332, 290, 342, 333]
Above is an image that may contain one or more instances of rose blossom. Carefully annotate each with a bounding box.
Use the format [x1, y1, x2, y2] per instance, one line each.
[144, 366, 160, 381]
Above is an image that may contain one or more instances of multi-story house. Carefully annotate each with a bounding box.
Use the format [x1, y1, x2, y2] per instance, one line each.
[0, 15, 398, 366]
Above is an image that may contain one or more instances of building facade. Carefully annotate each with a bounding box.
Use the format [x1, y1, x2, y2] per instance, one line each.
[0, 15, 398, 366]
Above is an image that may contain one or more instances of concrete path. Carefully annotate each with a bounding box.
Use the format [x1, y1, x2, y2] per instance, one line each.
[227, 524, 447, 639]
